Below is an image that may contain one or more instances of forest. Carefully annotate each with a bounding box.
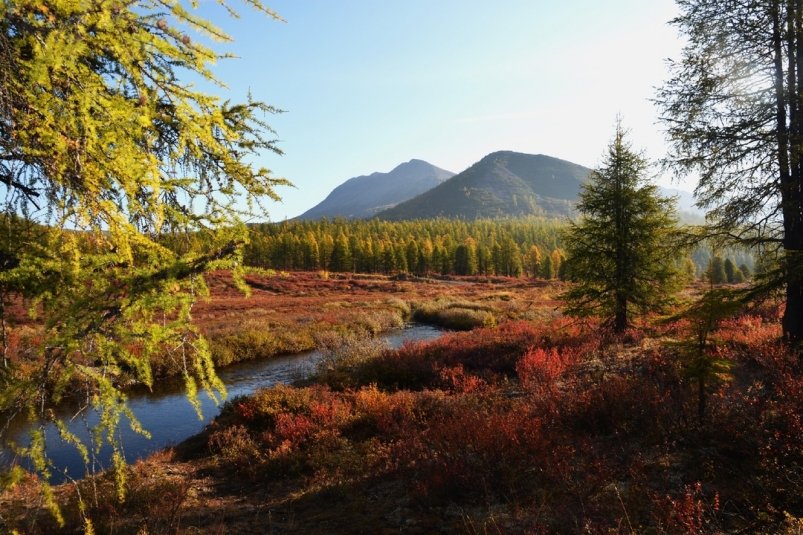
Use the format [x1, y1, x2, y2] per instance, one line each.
[1, 0, 803, 534]
[243, 217, 753, 282]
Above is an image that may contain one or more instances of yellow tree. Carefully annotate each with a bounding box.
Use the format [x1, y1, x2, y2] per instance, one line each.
[0, 0, 288, 511]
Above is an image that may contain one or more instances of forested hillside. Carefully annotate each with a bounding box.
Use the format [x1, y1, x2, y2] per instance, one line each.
[377, 151, 591, 220]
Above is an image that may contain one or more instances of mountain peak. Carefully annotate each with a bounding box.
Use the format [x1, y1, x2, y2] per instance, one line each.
[296, 159, 455, 220]
[377, 151, 593, 221]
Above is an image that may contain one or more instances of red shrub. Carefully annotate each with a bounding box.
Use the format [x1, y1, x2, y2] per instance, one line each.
[438, 364, 486, 393]
[273, 413, 315, 445]
[666, 482, 720, 534]
[516, 346, 576, 390]
[392, 398, 569, 503]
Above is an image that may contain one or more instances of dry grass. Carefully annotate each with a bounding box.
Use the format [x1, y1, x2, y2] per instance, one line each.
[197, 271, 562, 370]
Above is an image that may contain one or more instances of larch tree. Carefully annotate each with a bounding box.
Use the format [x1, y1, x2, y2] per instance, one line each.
[708, 256, 727, 285]
[657, 0, 803, 347]
[0, 0, 287, 509]
[724, 258, 736, 284]
[563, 123, 682, 332]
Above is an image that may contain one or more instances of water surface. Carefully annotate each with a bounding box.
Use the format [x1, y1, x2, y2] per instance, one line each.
[1, 324, 442, 482]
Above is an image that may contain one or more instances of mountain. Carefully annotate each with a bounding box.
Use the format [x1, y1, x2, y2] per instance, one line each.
[660, 187, 705, 222]
[377, 151, 592, 220]
[296, 159, 455, 220]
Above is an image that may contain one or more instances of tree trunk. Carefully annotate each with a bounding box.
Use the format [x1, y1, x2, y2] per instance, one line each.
[784, 275, 803, 347]
[697, 375, 706, 423]
[772, 0, 803, 348]
[614, 294, 628, 333]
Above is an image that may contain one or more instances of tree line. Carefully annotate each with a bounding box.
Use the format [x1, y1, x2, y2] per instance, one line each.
[245, 217, 569, 278]
[244, 217, 760, 283]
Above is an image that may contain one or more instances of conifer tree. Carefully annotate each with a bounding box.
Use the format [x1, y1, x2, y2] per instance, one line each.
[526, 245, 542, 278]
[658, 0, 803, 346]
[541, 254, 554, 280]
[454, 240, 478, 276]
[724, 258, 736, 284]
[563, 122, 681, 332]
[406, 239, 420, 275]
[330, 233, 352, 272]
[684, 257, 698, 282]
[394, 245, 408, 273]
[0, 0, 286, 509]
[551, 249, 565, 280]
[707, 256, 727, 285]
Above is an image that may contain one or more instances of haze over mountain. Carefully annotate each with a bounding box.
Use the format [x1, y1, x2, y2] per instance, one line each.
[661, 187, 705, 222]
[377, 151, 592, 220]
[296, 159, 454, 220]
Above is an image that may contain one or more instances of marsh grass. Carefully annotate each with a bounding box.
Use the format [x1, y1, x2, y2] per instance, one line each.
[412, 300, 498, 330]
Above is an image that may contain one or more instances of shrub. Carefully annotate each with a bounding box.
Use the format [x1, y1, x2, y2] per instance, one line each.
[516, 346, 575, 391]
[312, 331, 389, 389]
[412, 300, 497, 330]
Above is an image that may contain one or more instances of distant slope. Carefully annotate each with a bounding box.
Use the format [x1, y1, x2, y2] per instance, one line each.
[377, 151, 592, 220]
[296, 159, 455, 220]
[660, 187, 705, 222]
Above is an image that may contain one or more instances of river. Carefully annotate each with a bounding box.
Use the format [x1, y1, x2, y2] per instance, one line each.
[1, 323, 443, 483]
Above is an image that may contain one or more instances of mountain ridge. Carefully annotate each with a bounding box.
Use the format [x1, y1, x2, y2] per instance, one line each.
[376, 151, 592, 220]
[295, 159, 454, 220]
[297, 151, 701, 222]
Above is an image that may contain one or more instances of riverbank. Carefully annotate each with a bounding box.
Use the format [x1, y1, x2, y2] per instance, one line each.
[193, 270, 561, 371]
[0, 271, 562, 389]
[1, 323, 444, 484]
[3, 300, 802, 534]
[0, 273, 560, 479]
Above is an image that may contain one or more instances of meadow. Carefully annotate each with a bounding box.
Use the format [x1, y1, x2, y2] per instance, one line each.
[2, 273, 801, 534]
[196, 270, 561, 370]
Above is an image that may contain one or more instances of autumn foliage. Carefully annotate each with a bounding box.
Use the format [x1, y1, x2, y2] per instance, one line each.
[4, 294, 802, 533]
[195, 310, 803, 533]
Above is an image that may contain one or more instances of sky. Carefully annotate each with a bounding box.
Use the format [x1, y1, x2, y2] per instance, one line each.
[198, 0, 687, 221]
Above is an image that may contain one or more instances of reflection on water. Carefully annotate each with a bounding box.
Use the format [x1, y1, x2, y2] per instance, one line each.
[1, 324, 442, 482]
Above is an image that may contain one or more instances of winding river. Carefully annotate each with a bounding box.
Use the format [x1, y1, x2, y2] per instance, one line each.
[1, 323, 443, 483]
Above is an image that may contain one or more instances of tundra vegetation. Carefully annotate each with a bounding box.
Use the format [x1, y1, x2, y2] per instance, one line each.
[1, 0, 803, 534]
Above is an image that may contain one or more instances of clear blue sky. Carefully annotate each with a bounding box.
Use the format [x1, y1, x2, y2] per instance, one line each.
[199, 0, 685, 220]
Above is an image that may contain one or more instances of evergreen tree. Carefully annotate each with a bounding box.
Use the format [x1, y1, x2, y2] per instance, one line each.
[478, 244, 493, 275]
[562, 122, 682, 332]
[406, 239, 420, 275]
[320, 234, 335, 270]
[380, 241, 395, 273]
[330, 233, 352, 272]
[551, 249, 565, 280]
[304, 232, 320, 270]
[526, 245, 542, 278]
[454, 240, 478, 276]
[500, 237, 523, 276]
[419, 239, 433, 274]
[394, 245, 408, 273]
[491, 240, 503, 275]
[684, 257, 698, 282]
